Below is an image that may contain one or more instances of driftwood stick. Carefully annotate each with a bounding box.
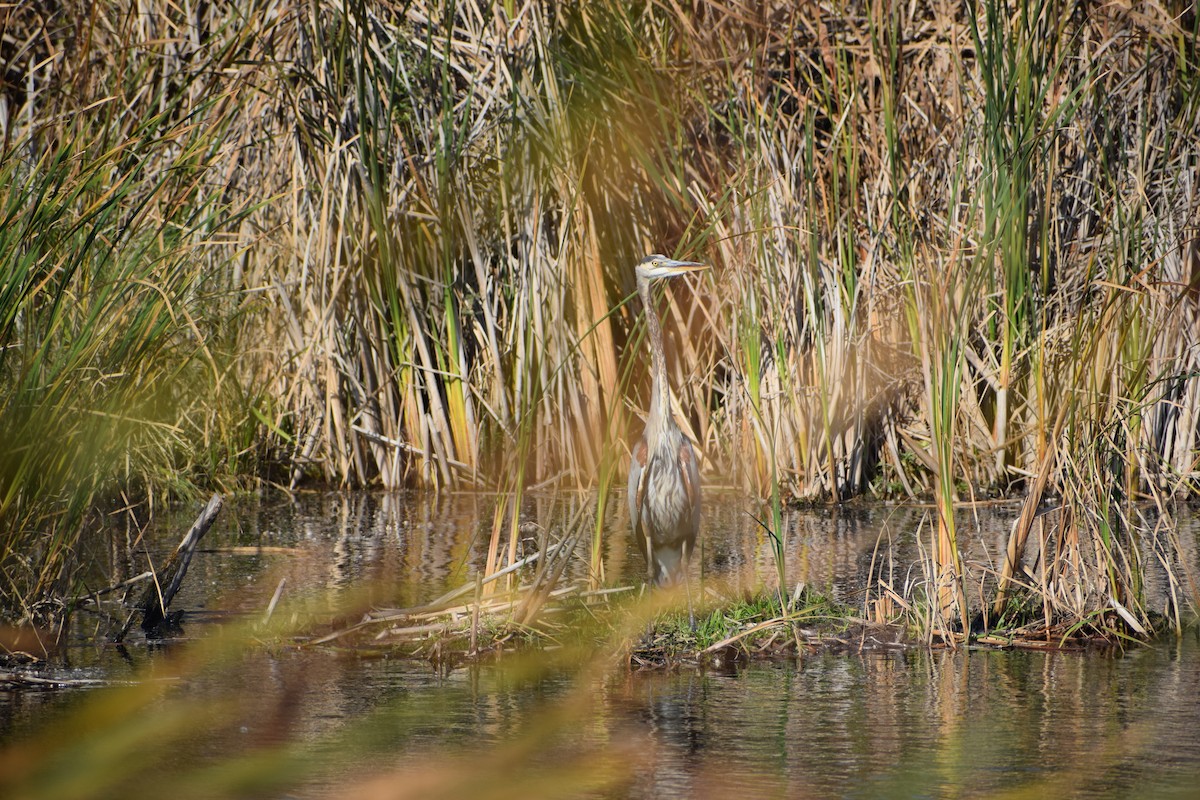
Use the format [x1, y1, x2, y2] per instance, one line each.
[154, 494, 224, 614]
[115, 493, 223, 642]
[71, 570, 154, 610]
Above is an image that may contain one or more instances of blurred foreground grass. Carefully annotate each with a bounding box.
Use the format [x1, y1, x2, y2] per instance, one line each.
[2, 577, 1199, 800]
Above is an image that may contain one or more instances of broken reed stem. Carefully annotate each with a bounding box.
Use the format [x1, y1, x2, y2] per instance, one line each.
[263, 578, 287, 626]
[70, 571, 154, 610]
[308, 538, 571, 646]
[992, 441, 1058, 620]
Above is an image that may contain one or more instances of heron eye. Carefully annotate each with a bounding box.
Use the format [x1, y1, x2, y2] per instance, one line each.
[652, 260, 659, 266]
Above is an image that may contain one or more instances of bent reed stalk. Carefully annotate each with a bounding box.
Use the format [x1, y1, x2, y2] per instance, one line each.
[2, 0, 1198, 636]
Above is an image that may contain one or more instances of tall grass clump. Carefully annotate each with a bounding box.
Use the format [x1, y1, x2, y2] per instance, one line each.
[0, 4, 263, 617]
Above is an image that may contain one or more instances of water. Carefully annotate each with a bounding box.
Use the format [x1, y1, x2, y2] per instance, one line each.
[2, 492, 1200, 798]
[615, 642, 1200, 798]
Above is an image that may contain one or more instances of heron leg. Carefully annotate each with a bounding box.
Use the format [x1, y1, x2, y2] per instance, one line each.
[684, 567, 695, 630]
[683, 538, 698, 629]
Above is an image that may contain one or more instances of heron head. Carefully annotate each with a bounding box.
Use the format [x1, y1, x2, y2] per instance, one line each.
[636, 253, 707, 280]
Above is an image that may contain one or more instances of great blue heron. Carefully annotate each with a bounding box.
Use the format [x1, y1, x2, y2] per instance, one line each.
[627, 254, 706, 606]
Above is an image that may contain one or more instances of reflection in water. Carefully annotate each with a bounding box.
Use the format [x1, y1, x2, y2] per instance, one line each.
[157, 491, 1199, 623]
[2, 493, 1200, 798]
[167, 492, 944, 616]
[612, 640, 1200, 798]
[141, 629, 1200, 798]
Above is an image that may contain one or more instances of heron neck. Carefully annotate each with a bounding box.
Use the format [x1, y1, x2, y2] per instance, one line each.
[638, 275, 672, 440]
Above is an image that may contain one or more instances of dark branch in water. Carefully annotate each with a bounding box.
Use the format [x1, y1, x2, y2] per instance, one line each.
[115, 494, 224, 642]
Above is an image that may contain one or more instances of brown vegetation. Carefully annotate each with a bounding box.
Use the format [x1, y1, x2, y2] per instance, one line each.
[2, 1, 1198, 632]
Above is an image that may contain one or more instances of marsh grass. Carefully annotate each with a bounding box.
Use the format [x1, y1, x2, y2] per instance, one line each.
[3, 0, 1200, 636]
[0, 9, 265, 616]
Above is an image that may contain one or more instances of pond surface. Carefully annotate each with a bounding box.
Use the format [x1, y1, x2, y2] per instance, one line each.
[2, 492, 1200, 798]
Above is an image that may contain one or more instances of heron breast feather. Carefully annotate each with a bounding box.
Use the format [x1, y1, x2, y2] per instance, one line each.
[641, 450, 691, 538]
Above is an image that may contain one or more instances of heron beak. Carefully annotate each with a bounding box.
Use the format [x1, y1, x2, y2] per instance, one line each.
[661, 259, 707, 274]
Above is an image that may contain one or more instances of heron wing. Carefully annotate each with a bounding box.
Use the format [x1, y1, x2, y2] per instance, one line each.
[678, 439, 701, 556]
[629, 439, 653, 573]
